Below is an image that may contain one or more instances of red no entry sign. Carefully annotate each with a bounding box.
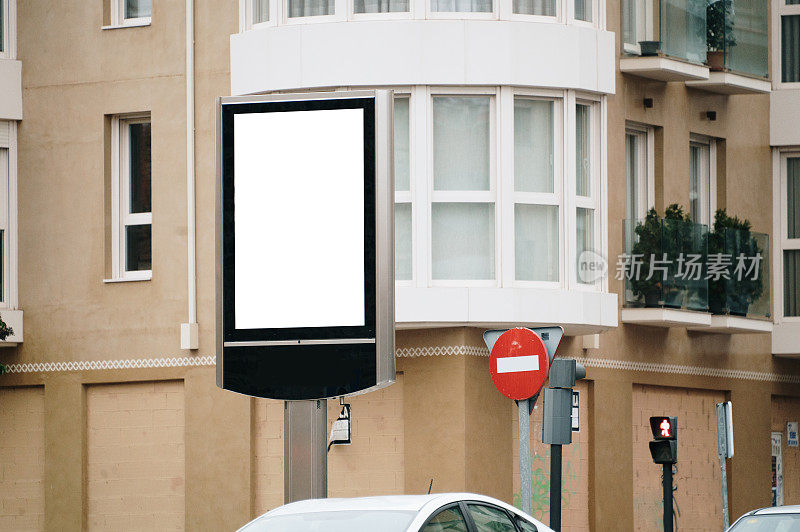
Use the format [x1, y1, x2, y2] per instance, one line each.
[489, 328, 549, 401]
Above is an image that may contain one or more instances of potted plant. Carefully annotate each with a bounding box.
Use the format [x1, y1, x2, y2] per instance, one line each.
[706, 0, 735, 71]
[638, 40, 662, 57]
[708, 209, 764, 316]
[0, 313, 14, 375]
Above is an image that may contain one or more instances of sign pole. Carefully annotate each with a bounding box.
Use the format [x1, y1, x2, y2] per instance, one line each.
[719, 454, 729, 529]
[284, 400, 327, 503]
[519, 398, 532, 516]
[663, 464, 673, 532]
[550, 444, 562, 532]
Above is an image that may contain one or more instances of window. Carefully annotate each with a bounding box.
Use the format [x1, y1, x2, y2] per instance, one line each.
[431, 95, 495, 281]
[513, 0, 555, 16]
[355, 0, 409, 13]
[514, 97, 560, 282]
[0, 121, 16, 307]
[422, 506, 469, 532]
[689, 136, 716, 226]
[111, 115, 152, 280]
[288, 0, 333, 17]
[622, 0, 649, 52]
[574, 0, 592, 21]
[431, 0, 492, 13]
[575, 102, 599, 286]
[781, 153, 800, 317]
[253, 0, 270, 23]
[466, 504, 517, 531]
[394, 96, 412, 281]
[0, 146, 7, 302]
[774, 0, 800, 86]
[111, 0, 151, 26]
[625, 125, 653, 222]
[0, 0, 4, 54]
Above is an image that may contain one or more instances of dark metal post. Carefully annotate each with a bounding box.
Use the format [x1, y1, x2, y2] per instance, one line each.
[550, 443, 562, 532]
[663, 464, 673, 532]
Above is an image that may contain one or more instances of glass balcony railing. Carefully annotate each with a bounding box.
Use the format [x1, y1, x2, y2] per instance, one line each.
[622, 0, 707, 64]
[622, 218, 709, 311]
[706, 0, 769, 78]
[708, 227, 770, 319]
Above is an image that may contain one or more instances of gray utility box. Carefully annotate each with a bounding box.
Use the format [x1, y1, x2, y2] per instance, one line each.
[542, 387, 574, 445]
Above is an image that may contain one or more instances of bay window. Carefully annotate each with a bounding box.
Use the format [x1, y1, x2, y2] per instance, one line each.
[288, 0, 333, 17]
[513, 0, 556, 15]
[431, 0, 492, 12]
[430, 95, 495, 281]
[356, 0, 409, 12]
[575, 102, 599, 286]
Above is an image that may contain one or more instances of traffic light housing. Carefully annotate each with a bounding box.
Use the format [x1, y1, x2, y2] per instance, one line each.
[649, 416, 677, 464]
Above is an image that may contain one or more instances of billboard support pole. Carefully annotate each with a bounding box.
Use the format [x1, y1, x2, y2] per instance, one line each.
[519, 398, 532, 516]
[284, 399, 327, 503]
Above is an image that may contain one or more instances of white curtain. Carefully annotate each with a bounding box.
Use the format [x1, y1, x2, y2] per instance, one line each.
[431, 0, 492, 12]
[574, 0, 591, 21]
[433, 97, 490, 191]
[783, 15, 800, 83]
[395, 203, 412, 281]
[432, 204, 495, 280]
[576, 207, 594, 284]
[514, 99, 553, 193]
[575, 104, 591, 197]
[355, 0, 409, 12]
[288, 0, 333, 17]
[126, 0, 151, 18]
[394, 98, 410, 192]
[625, 133, 638, 223]
[513, 0, 555, 15]
[515, 204, 558, 282]
[787, 158, 800, 317]
[253, 0, 269, 23]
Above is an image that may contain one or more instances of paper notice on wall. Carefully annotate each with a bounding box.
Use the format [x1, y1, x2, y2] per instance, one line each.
[772, 432, 783, 507]
[788, 422, 799, 447]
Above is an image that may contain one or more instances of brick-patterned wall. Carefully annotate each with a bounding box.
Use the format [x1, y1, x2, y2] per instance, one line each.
[0, 387, 45, 531]
[86, 381, 185, 531]
[772, 395, 800, 505]
[512, 380, 589, 531]
[253, 374, 405, 517]
[632, 385, 724, 532]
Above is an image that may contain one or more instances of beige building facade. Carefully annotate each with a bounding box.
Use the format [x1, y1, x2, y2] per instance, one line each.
[0, 0, 799, 530]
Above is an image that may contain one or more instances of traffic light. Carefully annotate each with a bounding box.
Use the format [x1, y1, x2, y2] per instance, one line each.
[649, 416, 677, 464]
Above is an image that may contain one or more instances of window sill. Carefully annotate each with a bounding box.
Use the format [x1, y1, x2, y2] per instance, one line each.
[619, 56, 709, 82]
[102, 19, 152, 30]
[103, 273, 152, 283]
[685, 71, 771, 95]
[621, 307, 711, 328]
[686, 315, 772, 334]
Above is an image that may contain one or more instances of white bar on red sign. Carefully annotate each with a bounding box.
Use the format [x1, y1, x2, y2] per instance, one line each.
[496, 356, 539, 374]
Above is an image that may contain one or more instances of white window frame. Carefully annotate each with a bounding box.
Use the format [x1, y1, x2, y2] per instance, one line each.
[689, 134, 717, 227]
[426, 0, 498, 20]
[502, 87, 564, 289]
[109, 0, 152, 28]
[0, 0, 16, 59]
[772, 0, 800, 90]
[570, 0, 599, 28]
[570, 95, 602, 291]
[109, 114, 152, 282]
[621, 0, 650, 55]
[0, 121, 17, 308]
[242, 0, 280, 29]
[283, 0, 347, 24]
[394, 91, 415, 286]
[428, 87, 499, 286]
[349, 0, 415, 20]
[624, 123, 655, 221]
[502, 0, 562, 23]
[775, 149, 800, 322]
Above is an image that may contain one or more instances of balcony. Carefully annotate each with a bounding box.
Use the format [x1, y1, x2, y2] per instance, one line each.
[685, 0, 770, 94]
[620, 0, 710, 82]
[620, 215, 771, 333]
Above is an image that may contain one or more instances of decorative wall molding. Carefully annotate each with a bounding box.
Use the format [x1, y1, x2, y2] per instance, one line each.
[4, 350, 798, 385]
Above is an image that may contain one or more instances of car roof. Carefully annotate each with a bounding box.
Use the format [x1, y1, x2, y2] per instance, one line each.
[751, 505, 800, 515]
[263, 492, 514, 516]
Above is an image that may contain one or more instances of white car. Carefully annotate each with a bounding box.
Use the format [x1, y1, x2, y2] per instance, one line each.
[727, 505, 800, 531]
[237, 492, 554, 532]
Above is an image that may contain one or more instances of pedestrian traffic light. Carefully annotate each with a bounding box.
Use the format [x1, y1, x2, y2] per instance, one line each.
[649, 416, 677, 464]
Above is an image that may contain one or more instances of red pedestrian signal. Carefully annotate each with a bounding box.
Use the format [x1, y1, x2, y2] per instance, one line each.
[650, 416, 677, 440]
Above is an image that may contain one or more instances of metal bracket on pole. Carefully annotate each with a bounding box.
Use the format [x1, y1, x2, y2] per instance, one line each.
[284, 399, 327, 503]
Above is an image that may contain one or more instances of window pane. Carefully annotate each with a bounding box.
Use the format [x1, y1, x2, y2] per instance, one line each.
[126, 225, 152, 272]
[253, 0, 270, 23]
[783, 15, 800, 83]
[622, 0, 636, 45]
[125, 0, 151, 18]
[431, 0, 492, 11]
[288, 0, 333, 17]
[575, 104, 591, 196]
[433, 97, 491, 191]
[129, 122, 151, 214]
[0, 0, 4, 53]
[515, 517, 539, 532]
[577, 207, 594, 284]
[515, 99, 554, 193]
[516, 204, 558, 282]
[575, 0, 591, 21]
[422, 507, 469, 532]
[513, 0, 555, 16]
[789, 157, 800, 239]
[785, 250, 800, 317]
[394, 98, 410, 192]
[625, 133, 638, 221]
[432, 203, 494, 280]
[395, 203, 412, 280]
[466, 504, 517, 532]
[355, 0, 409, 12]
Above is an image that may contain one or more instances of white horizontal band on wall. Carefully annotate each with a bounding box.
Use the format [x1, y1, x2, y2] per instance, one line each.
[3, 351, 798, 384]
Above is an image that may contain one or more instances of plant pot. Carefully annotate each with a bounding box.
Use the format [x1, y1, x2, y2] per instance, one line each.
[638, 41, 662, 57]
[644, 291, 662, 308]
[707, 50, 725, 71]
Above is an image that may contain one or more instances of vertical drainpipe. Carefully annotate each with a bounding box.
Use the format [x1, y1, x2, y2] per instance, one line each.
[181, 0, 199, 350]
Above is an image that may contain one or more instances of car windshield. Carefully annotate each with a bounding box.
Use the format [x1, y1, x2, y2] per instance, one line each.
[728, 514, 800, 532]
[239, 510, 417, 532]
